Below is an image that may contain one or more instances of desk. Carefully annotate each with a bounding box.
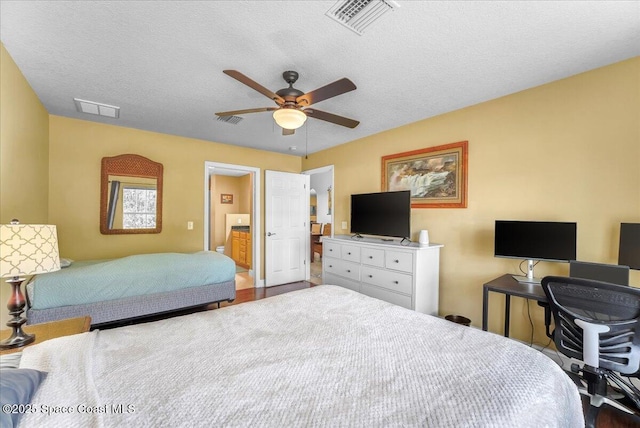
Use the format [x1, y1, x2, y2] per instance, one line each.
[482, 274, 547, 337]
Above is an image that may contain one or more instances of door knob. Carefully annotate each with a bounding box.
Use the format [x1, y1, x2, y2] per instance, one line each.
[267, 232, 276, 236]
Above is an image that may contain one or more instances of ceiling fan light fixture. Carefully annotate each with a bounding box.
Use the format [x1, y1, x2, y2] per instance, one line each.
[273, 108, 307, 130]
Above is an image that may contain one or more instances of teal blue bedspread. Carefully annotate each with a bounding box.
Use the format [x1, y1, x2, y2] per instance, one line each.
[27, 251, 236, 310]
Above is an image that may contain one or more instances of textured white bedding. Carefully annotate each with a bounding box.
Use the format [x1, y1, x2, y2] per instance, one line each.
[19, 285, 584, 427]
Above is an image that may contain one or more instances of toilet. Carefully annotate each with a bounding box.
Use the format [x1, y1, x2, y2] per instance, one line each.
[216, 246, 225, 254]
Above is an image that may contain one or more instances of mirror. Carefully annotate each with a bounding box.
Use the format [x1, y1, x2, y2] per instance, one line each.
[100, 154, 163, 234]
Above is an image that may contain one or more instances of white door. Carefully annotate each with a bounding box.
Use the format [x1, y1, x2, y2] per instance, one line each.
[265, 170, 310, 287]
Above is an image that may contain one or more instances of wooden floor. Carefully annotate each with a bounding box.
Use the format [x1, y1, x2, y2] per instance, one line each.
[217, 280, 317, 309]
[583, 398, 640, 428]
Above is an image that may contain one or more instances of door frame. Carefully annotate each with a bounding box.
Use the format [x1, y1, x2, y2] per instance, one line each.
[204, 161, 263, 287]
[302, 165, 334, 281]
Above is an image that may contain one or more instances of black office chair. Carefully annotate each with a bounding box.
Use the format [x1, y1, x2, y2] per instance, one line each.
[541, 276, 640, 428]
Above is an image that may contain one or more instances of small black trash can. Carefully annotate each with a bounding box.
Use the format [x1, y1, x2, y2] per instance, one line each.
[445, 315, 471, 327]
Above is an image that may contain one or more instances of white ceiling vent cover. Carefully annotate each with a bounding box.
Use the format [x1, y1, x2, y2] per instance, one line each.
[73, 98, 120, 118]
[325, 0, 399, 35]
[216, 115, 244, 125]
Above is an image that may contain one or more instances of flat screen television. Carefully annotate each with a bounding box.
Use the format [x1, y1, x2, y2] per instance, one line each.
[494, 220, 577, 284]
[350, 191, 411, 239]
[619, 223, 640, 270]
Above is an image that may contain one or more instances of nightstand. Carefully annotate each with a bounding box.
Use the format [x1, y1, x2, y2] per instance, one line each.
[0, 316, 91, 355]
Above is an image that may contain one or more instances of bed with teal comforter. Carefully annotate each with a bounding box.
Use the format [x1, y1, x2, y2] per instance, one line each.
[26, 251, 236, 327]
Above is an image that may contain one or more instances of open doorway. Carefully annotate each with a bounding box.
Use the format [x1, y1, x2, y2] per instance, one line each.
[204, 162, 262, 289]
[303, 165, 334, 285]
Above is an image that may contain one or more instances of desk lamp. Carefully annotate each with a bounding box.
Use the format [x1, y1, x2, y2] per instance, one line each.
[0, 220, 60, 349]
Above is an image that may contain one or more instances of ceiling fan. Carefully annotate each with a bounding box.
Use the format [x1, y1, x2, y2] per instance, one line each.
[215, 70, 359, 136]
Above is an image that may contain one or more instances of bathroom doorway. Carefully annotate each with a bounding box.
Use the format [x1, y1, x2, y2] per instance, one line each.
[204, 162, 262, 288]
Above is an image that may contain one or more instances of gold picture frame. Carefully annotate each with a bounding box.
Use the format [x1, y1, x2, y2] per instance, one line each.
[221, 194, 233, 204]
[381, 141, 468, 208]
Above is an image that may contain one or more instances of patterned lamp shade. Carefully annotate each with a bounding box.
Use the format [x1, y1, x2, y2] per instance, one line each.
[0, 224, 60, 278]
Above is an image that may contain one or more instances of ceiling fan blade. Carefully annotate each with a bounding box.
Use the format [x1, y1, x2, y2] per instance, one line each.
[296, 78, 356, 107]
[215, 107, 277, 116]
[304, 109, 359, 128]
[223, 70, 285, 105]
[282, 128, 295, 136]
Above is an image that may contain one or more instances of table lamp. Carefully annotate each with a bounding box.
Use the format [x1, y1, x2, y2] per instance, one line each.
[0, 220, 60, 349]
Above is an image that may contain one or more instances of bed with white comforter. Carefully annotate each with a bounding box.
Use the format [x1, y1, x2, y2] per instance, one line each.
[18, 285, 583, 427]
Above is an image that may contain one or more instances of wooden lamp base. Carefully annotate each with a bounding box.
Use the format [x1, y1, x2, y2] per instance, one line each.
[0, 277, 35, 349]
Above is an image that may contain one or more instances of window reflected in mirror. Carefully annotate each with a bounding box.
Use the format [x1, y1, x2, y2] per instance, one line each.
[101, 154, 163, 234]
[107, 175, 157, 229]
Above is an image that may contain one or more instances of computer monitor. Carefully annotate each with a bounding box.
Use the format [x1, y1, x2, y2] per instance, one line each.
[494, 220, 577, 284]
[569, 260, 629, 286]
[619, 223, 640, 270]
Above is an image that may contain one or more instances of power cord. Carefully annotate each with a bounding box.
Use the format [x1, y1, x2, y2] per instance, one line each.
[519, 259, 539, 276]
[526, 299, 534, 346]
[526, 299, 565, 369]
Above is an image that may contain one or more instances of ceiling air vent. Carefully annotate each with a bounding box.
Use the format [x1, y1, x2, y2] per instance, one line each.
[73, 98, 120, 118]
[325, 0, 399, 35]
[216, 115, 243, 125]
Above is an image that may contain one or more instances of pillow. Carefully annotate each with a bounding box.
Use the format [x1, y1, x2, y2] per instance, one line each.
[0, 369, 47, 428]
[59, 258, 73, 268]
[0, 352, 22, 369]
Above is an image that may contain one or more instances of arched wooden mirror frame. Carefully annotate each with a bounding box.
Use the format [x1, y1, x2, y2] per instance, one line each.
[100, 154, 163, 234]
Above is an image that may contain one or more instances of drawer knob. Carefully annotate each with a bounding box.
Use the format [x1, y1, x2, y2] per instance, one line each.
[369, 256, 373, 259]
[347, 252, 351, 255]
[394, 281, 399, 284]
[347, 269, 351, 273]
[394, 259, 399, 263]
[368, 275, 373, 278]
[329, 265, 333, 268]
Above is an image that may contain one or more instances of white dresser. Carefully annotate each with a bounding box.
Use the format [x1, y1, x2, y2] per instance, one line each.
[321, 235, 443, 315]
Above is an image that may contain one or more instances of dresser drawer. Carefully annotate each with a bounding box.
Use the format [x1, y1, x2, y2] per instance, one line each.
[385, 250, 413, 273]
[341, 244, 361, 263]
[324, 273, 360, 293]
[324, 241, 341, 258]
[360, 283, 412, 309]
[361, 266, 412, 295]
[324, 259, 360, 282]
[361, 247, 384, 267]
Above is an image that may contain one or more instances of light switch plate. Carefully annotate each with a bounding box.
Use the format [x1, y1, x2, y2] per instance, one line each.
[187, 221, 194, 230]
[342, 221, 348, 230]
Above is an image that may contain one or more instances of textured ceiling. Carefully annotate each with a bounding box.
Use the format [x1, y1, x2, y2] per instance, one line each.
[1, 1, 638, 156]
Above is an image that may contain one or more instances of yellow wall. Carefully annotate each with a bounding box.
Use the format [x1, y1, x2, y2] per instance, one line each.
[48, 116, 300, 263]
[0, 44, 49, 224]
[302, 57, 640, 344]
[0, 43, 51, 326]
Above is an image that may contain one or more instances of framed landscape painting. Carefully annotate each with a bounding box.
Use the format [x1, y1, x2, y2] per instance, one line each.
[381, 141, 468, 208]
